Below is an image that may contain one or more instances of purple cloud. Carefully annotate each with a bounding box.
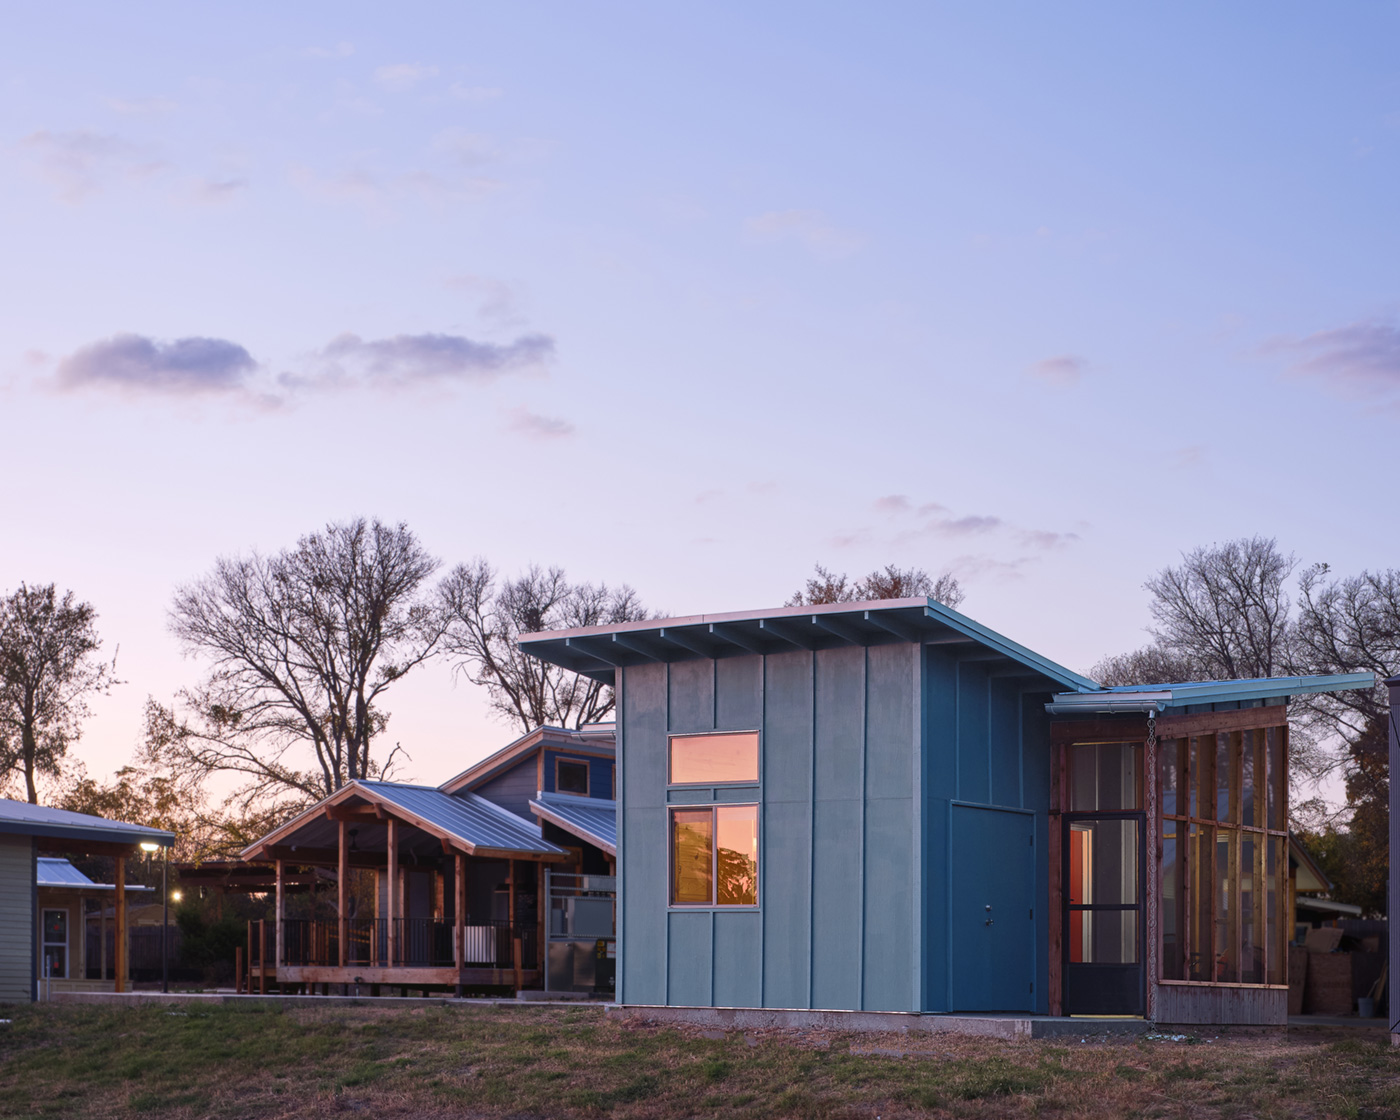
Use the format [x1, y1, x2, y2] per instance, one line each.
[309, 331, 554, 386]
[507, 406, 574, 440]
[55, 333, 256, 394]
[1028, 355, 1086, 387]
[1273, 320, 1400, 399]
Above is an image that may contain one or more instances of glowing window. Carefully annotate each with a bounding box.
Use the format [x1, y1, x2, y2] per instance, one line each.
[670, 804, 759, 907]
[669, 732, 759, 785]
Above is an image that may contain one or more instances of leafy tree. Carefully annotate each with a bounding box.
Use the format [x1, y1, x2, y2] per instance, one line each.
[786, 563, 965, 609]
[150, 518, 447, 815]
[440, 561, 648, 733]
[0, 583, 117, 803]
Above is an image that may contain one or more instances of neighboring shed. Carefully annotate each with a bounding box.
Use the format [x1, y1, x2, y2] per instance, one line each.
[0, 798, 173, 1002]
[519, 596, 1374, 1026]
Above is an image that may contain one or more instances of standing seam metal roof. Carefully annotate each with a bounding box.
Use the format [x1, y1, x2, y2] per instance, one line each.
[0, 797, 174, 847]
[529, 792, 617, 856]
[353, 781, 568, 856]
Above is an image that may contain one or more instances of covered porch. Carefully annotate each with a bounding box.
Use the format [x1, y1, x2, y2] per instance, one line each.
[239, 780, 570, 995]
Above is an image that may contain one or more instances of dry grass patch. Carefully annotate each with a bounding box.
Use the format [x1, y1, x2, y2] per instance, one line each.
[0, 1002, 1396, 1119]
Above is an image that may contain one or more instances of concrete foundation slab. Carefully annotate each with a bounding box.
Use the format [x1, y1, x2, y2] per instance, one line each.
[50, 991, 605, 1011]
[608, 1004, 1157, 1039]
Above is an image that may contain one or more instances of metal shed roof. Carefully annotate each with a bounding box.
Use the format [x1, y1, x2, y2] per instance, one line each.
[0, 797, 174, 848]
[529, 792, 617, 856]
[240, 780, 569, 861]
[519, 598, 1098, 693]
[1044, 672, 1377, 715]
[36, 857, 153, 891]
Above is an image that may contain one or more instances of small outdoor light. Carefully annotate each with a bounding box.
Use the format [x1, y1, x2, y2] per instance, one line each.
[139, 841, 171, 993]
[171, 890, 183, 903]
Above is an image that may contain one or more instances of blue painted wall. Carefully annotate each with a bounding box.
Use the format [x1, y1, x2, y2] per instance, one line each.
[542, 750, 615, 800]
[616, 640, 1057, 1014]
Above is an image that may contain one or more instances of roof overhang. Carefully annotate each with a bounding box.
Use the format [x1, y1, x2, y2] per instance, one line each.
[519, 598, 1098, 693]
[529, 794, 617, 856]
[0, 798, 174, 850]
[1044, 671, 1377, 716]
[239, 781, 569, 864]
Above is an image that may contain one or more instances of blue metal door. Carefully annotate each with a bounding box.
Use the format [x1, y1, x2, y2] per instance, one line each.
[949, 804, 1036, 1011]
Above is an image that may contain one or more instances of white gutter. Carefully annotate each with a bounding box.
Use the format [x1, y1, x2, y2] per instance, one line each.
[1043, 692, 1172, 715]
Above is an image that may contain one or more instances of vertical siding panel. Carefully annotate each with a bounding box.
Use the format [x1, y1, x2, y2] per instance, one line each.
[712, 912, 762, 1007]
[715, 655, 762, 730]
[1022, 692, 1054, 1013]
[810, 646, 864, 1010]
[923, 649, 957, 1011]
[958, 663, 991, 804]
[989, 679, 1021, 808]
[863, 643, 914, 1012]
[621, 663, 669, 1005]
[667, 911, 713, 1006]
[762, 650, 813, 1008]
[668, 660, 714, 734]
[0, 835, 33, 1002]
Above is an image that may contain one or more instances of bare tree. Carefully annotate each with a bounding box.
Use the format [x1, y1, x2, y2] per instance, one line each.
[786, 563, 965, 609]
[1142, 537, 1296, 680]
[440, 560, 647, 733]
[152, 519, 446, 813]
[1291, 564, 1400, 737]
[0, 584, 117, 803]
[1089, 644, 1208, 688]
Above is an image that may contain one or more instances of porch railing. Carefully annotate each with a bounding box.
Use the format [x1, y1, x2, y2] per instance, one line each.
[273, 918, 535, 969]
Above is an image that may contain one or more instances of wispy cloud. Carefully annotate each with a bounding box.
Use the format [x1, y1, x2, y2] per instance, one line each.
[304, 41, 355, 58]
[291, 165, 501, 210]
[1017, 529, 1080, 550]
[875, 495, 946, 516]
[104, 96, 176, 115]
[299, 331, 554, 388]
[444, 275, 522, 325]
[744, 209, 867, 259]
[55, 334, 256, 394]
[189, 177, 249, 204]
[1028, 354, 1087, 387]
[931, 515, 1001, 536]
[432, 129, 497, 168]
[374, 63, 438, 91]
[20, 130, 166, 202]
[450, 83, 503, 102]
[506, 406, 574, 440]
[1270, 319, 1400, 403]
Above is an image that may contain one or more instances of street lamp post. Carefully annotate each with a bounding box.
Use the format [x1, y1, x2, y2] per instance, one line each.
[140, 842, 168, 993]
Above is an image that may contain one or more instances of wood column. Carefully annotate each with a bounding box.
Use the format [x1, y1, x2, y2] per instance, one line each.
[386, 818, 399, 967]
[1144, 728, 1160, 1022]
[114, 853, 127, 993]
[509, 859, 522, 990]
[454, 851, 466, 996]
[537, 864, 547, 976]
[274, 858, 284, 971]
[338, 821, 348, 968]
[99, 897, 107, 983]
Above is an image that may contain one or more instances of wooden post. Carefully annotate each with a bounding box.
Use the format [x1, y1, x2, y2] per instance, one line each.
[275, 859, 285, 979]
[99, 897, 107, 983]
[508, 858, 521, 990]
[235, 946, 244, 994]
[114, 852, 127, 994]
[386, 818, 398, 967]
[338, 821, 348, 969]
[537, 863, 547, 977]
[454, 851, 466, 995]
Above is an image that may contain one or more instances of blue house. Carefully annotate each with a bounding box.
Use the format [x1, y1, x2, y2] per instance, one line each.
[520, 597, 1373, 1025]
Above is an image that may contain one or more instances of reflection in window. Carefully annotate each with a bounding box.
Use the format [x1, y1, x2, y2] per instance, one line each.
[670, 733, 759, 785]
[671, 809, 713, 904]
[1067, 818, 1140, 964]
[669, 804, 759, 906]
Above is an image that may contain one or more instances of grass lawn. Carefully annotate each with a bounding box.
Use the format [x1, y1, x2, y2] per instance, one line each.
[1, 1001, 1398, 1119]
